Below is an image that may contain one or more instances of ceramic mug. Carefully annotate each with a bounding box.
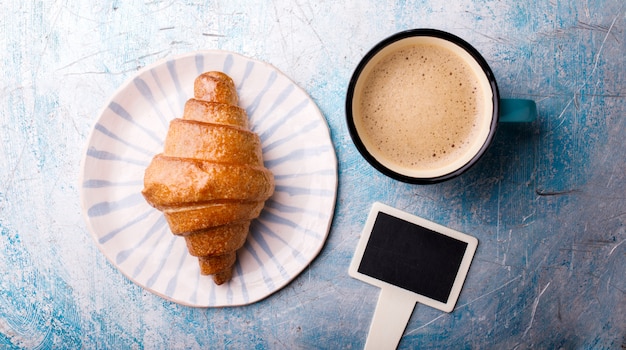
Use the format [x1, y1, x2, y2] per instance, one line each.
[346, 29, 536, 184]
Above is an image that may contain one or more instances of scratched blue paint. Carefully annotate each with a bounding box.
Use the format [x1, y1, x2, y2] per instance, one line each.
[0, 226, 82, 349]
[1, 0, 625, 348]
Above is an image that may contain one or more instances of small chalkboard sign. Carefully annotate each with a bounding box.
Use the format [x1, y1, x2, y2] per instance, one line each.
[349, 202, 478, 349]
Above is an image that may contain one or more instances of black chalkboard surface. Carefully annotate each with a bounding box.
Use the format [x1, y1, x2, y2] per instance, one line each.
[349, 202, 478, 350]
[358, 211, 469, 303]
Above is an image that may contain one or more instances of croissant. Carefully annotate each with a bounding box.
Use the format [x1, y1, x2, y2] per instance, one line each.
[142, 71, 275, 285]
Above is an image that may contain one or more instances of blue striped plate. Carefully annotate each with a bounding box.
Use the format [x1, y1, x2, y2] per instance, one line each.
[79, 51, 338, 307]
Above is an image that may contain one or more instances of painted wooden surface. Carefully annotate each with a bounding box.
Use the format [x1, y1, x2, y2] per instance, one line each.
[1, 0, 624, 348]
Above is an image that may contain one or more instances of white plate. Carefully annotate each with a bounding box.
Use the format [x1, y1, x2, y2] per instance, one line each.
[79, 50, 338, 307]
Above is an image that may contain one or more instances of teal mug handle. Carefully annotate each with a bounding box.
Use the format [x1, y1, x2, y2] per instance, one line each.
[499, 99, 537, 122]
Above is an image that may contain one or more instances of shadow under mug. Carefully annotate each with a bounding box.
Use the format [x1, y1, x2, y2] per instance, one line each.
[345, 29, 537, 184]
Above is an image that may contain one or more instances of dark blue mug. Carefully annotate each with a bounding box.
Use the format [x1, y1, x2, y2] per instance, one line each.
[346, 29, 536, 184]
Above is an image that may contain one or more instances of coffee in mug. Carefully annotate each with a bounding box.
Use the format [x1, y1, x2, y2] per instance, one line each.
[346, 29, 536, 184]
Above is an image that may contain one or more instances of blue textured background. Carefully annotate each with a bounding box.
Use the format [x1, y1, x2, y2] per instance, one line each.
[1, 0, 624, 348]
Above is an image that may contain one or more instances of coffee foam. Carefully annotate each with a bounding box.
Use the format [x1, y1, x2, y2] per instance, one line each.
[352, 36, 494, 179]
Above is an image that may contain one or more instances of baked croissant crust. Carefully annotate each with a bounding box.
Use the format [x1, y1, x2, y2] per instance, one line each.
[142, 71, 275, 285]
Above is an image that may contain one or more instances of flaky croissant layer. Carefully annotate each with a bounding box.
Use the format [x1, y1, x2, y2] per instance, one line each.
[142, 71, 274, 285]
